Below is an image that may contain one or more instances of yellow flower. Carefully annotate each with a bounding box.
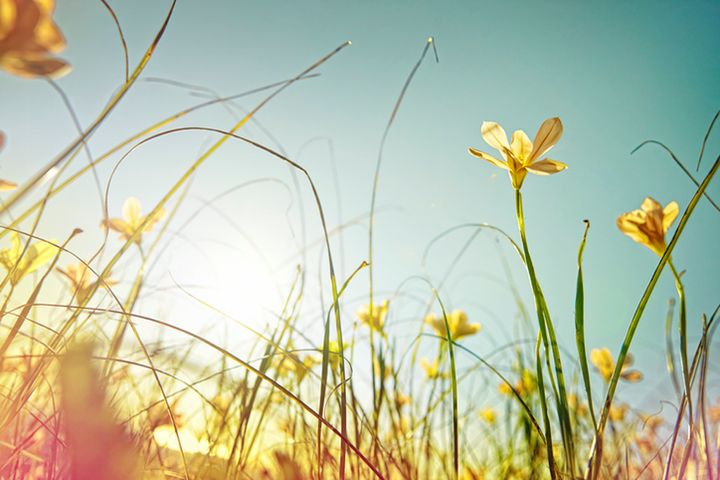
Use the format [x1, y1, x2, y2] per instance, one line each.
[609, 402, 629, 422]
[425, 309, 480, 340]
[0, 178, 16, 191]
[373, 355, 392, 380]
[479, 407, 496, 424]
[394, 393, 410, 410]
[498, 381, 513, 396]
[276, 352, 319, 383]
[101, 197, 165, 244]
[617, 197, 679, 256]
[499, 369, 537, 397]
[356, 299, 389, 333]
[708, 399, 720, 423]
[590, 347, 643, 384]
[325, 340, 349, 372]
[56, 262, 117, 302]
[468, 117, 567, 190]
[567, 393, 589, 417]
[420, 357, 441, 379]
[292, 354, 319, 383]
[0, 232, 58, 284]
[0, 0, 70, 78]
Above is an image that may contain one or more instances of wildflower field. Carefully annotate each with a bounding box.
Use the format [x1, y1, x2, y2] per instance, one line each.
[0, 1, 719, 479]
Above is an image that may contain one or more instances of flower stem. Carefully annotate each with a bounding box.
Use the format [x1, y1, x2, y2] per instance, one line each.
[515, 189, 576, 478]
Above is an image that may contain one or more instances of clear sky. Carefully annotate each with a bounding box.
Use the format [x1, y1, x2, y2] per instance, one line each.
[1, 1, 719, 407]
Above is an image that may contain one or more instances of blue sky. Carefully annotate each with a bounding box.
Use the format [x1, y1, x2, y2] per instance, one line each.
[1, 1, 719, 407]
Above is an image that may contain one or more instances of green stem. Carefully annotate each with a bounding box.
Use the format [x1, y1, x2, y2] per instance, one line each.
[515, 189, 569, 479]
[669, 261, 693, 432]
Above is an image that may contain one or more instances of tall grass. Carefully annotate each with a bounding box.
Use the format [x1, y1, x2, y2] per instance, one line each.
[1, 4, 719, 479]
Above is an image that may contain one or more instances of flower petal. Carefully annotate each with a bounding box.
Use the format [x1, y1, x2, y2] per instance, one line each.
[616, 211, 662, 255]
[101, 218, 130, 236]
[662, 201, 679, 232]
[640, 197, 662, 214]
[0, 0, 17, 41]
[23, 240, 59, 277]
[0, 55, 70, 78]
[468, 147, 508, 170]
[122, 197, 143, 228]
[481, 122, 509, 156]
[510, 130, 533, 162]
[620, 370, 643, 383]
[525, 158, 568, 175]
[0, 179, 17, 191]
[529, 117, 563, 162]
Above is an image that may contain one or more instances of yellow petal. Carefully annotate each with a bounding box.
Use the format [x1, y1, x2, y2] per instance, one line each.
[0, 55, 70, 78]
[9, 232, 22, 259]
[101, 218, 131, 236]
[620, 370, 643, 382]
[640, 197, 662, 213]
[590, 347, 614, 382]
[529, 117, 563, 162]
[0, 179, 17, 191]
[479, 408, 496, 424]
[468, 147, 508, 170]
[662, 201, 679, 232]
[480, 122, 509, 156]
[0, 0, 17, 41]
[510, 130, 533, 162]
[122, 197, 143, 228]
[22, 240, 59, 277]
[35, 17, 66, 54]
[525, 158, 568, 175]
[621, 353, 634, 368]
[616, 212, 650, 246]
[35, 0, 57, 16]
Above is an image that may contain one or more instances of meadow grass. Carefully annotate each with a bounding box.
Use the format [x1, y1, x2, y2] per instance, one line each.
[1, 2, 719, 479]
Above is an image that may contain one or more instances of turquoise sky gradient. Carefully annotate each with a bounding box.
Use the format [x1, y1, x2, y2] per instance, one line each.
[1, 1, 719, 409]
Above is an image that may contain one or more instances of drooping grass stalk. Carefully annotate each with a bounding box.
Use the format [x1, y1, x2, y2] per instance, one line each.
[318, 261, 367, 477]
[3, 61, 348, 470]
[103, 180, 193, 375]
[366, 39, 437, 456]
[587, 153, 720, 480]
[0, 75, 318, 244]
[28, 303, 385, 478]
[574, 220, 597, 430]
[449, 341, 546, 442]
[99, 0, 130, 82]
[696, 110, 720, 171]
[515, 189, 575, 478]
[632, 140, 720, 213]
[0, 0, 178, 215]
